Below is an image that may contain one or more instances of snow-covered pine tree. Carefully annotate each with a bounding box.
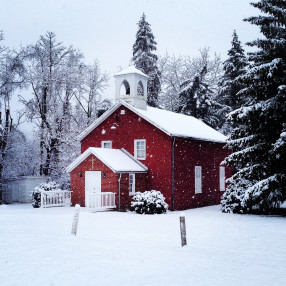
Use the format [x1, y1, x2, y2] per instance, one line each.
[159, 48, 223, 114]
[221, 0, 286, 214]
[217, 30, 248, 134]
[178, 65, 219, 128]
[132, 13, 161, 107]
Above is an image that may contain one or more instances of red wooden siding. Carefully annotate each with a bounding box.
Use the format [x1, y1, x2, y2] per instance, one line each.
[70, 154, 118, 207]
[119, 173, 148, 210]
[70, 154, 148, 209]
[72, 104, 232, 211]
[81, 107, 173, 208]
[173, 137, 231, 210]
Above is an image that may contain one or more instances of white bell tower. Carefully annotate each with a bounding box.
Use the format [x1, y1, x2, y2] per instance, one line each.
[114, 66, 148, 110]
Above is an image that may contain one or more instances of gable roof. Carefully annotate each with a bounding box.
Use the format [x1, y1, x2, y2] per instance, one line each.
[78, 100, 227, 143]
[66, 147, 148, 173]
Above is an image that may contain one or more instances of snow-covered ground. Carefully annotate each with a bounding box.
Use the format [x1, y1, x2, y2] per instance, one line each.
[1, 204, 285, 286]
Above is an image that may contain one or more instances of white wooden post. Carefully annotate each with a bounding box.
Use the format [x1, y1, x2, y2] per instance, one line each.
[41, 191, 44, 208]
[71, 204, 80, 236]
[179, 213, 187, 247]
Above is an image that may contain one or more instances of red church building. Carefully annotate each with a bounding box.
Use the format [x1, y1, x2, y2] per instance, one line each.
[66, 66, 231, 211]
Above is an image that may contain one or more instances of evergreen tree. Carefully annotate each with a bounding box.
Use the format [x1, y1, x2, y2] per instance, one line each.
[132, 13, 161, 107]
[219, 30, 248, 110]
[217, 30, 248, 133]
[221, 0, 286, 214]
[178, 65, 219, 128]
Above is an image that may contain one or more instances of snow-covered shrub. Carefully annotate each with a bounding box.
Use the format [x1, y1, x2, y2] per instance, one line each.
[130, 190, 168, 214]
[32, 181, 62, 208]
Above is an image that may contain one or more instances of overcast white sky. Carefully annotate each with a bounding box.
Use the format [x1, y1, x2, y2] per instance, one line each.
[1, 0, 261, 135]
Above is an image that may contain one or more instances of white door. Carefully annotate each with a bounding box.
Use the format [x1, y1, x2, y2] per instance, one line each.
[85, 171, 101, 207]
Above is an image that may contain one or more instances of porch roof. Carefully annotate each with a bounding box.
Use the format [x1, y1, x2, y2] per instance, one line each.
[66, 148, 148, 173]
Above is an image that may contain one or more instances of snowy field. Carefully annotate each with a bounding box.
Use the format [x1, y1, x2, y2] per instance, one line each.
[1, 204, 285, 286]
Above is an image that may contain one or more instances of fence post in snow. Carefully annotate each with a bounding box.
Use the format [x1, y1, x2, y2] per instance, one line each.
[180, 213, 187, 247]
[71, 204, 80, 236]
[40, 191, 44, 208]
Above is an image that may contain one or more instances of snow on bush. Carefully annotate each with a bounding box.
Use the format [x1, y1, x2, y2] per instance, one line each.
[131, 190, 168, 214]
[32, 181, 63, 208]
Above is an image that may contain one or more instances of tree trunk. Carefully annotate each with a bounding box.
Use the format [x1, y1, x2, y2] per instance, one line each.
[0, 109, 12, 204]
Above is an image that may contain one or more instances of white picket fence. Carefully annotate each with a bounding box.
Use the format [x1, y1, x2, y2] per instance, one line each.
[41, 190, 71, 208]
[86, 192, 116, 212]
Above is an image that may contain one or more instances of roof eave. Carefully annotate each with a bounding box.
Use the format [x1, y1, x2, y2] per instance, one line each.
[78, 101, 122, 141]
[66, 147, 148, 173]
[120, 148, 148, 171]
[116, 170, 148, 174]
[170, 134, 226, 144]
[119, 101, 173, 137]
[114, 73, 149, 79]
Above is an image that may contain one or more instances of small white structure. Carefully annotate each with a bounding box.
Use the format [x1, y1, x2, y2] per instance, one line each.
[86, 192, 116, 212]
[114, 66, 148, 110]
[3, 176, 46, 204]
[41, 190, 71, 208]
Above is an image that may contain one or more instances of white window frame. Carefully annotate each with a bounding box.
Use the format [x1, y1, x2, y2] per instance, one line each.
[101, 141, 112, 149]
[195, 166, 202, 194]
[129, 173, 135, 195]
[220, 166, 226, 192]
[134, 139, 146, 160]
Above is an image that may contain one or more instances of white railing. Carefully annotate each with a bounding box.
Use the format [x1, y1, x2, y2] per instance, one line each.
[87, 192, 116, 211]
[41, 190, 71, 208]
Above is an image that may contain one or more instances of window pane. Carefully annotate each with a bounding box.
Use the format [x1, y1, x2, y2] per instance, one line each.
[195, 166, 202, 194]
[220, 166, 225, 191]
[129, 174, 135, 194]
[135, 140, 146, 159]
[102, 141, 112, 148]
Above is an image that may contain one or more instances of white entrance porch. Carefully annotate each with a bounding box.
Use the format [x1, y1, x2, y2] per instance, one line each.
[85, 171, 116, 211]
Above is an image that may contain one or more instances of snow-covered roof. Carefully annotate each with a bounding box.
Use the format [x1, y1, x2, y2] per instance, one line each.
[131, 104, 227, 143]
[114, 66, 149, 78]
[78, 101, 227, 143]
[66, 147, 148, 173]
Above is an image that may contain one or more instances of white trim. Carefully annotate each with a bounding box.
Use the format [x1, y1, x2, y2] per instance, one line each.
[78, 100, 172, 141]
[134, 139, 146, 160]
[101, 141, 112, 148]
[114, 66, 149, 78]
[195, 166, 202, 194]
[121, 148, 148, 171]
[78, 102, 123, 141]
[220, 166, 226, 191]
[66, 147, 148, 173]
[129, 173, 135, 195]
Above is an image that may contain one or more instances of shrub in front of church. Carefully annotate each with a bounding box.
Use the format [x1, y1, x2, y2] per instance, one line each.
[130, 190, 168, 214]
[32, 181, 62, 208]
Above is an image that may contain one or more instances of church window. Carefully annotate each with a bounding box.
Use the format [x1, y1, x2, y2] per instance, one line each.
[129, 173, 135, 195]
[219, 166, 225, 191]
[101, 141, 112, 149]
[195, 166, 202, 194]
[134, 139, 146, 160]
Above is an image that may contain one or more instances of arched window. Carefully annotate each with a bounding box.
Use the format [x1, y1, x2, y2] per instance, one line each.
[120, 80, 130, 96]
[137, 81, 144, 96]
